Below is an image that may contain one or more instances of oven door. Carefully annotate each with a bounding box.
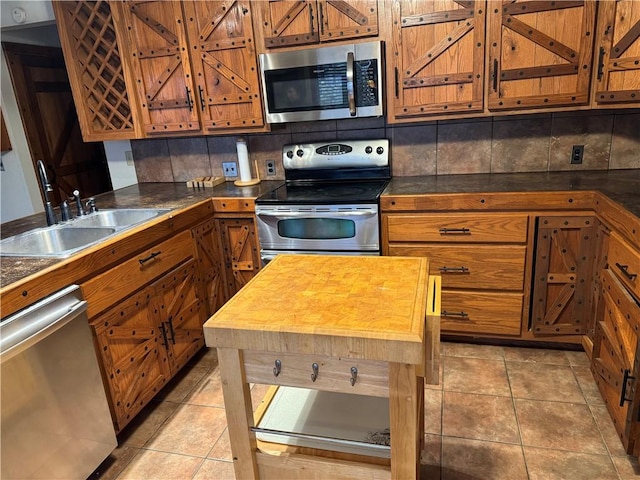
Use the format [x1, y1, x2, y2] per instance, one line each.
[255, 204, 380, 252]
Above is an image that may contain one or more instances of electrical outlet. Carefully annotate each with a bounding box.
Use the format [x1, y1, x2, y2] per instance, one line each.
[125, 150, 134, 166]
[222, 162, 238, 177]
[265, 160, 276, 176]
[571, 145, 584, 164]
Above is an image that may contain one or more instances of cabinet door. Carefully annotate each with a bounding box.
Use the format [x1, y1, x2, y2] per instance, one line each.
[389, 0, 486, 121]
[218, 217, 261, 295]
[53, 1, 141, 141]
[182, 0, 265, 132]
[592, 0, 640, 108]
[318, 0, 378, 42]
[487, 0, 596, 111]
[92, 287, 171, 432]
[592, 269, 640, 455]
[151, 259, 205, 373]
[259, 0, 319, 49]
[192, 218, 228, 316]
[531, 216, 597, 335]
[116, 0, 201, 136]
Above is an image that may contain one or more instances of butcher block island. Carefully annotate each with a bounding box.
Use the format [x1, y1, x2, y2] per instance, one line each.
[203, 254, 441, 479]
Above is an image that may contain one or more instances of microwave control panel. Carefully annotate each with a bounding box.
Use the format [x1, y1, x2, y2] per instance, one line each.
[355, 59, 379, 108]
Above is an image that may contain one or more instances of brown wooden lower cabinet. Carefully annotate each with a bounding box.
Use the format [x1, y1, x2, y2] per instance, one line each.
[82, 226, 211, 432]
[217, 216, 261, 297]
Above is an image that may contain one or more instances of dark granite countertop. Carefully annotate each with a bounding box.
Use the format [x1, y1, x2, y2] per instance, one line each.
[383, 170, 640, 217]
[1, 171, 639, 290]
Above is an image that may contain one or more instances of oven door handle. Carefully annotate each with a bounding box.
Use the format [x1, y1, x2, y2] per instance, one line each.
[346, 52, 356, 116]
[257, 210, 376, 217]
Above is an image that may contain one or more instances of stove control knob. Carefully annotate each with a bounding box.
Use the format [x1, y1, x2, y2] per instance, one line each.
[296, 149, 304, 157]
[376, 146, 385, 155]
[365, 146, 373, 154]
[286, 150, 294, 159]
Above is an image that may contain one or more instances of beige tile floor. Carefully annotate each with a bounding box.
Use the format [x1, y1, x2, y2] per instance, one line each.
[89, 343, 640, 480]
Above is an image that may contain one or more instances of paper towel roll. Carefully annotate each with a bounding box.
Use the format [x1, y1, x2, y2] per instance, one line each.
[236, 138, 252, 182]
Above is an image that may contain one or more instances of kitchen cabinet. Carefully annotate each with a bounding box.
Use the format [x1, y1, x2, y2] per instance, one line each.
[112, 0, 265, 136]
[256, 0, 378, 50]
[192, 217, 229, 316]
[52, 0, 142, 141]
[82, 229, 206, 432]
[217, 216, 261, 296]
[386, 0, 486, 121]
[591, 231, 640, 456]
[591, 0, 640, 108]
[384, 212, 529, 337]
[487, 0, 596, 111]
[530, 216, 598, 336]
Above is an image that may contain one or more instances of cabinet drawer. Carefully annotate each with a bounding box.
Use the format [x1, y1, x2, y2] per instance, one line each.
[386, 213, 528, 243]
[83, 229, 194, 318]
[608, 233, 640, 301]
[243, 351, 390, 397]
[440, 291, 523, 336]
[388, 244, 526, 291]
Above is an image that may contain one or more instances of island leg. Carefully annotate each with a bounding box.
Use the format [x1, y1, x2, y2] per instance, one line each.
[389, 362, 421, 479]
[218, 347, 259, 479]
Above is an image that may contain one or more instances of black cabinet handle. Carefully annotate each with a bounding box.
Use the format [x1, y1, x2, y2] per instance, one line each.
[615, 262, 637, 281]
[309, 4, 314, 34]
[597, 47, 605, 81]
[159, 323, 169, 347]
[139, 251, 161, 265]
[319, 2, 324, 35]
[394, 67, 399, 98]
[439, 266, 470, 274]
[186, 87, 194, 112]
[442, 311, 469, 319]
[439, 227, 471, 235]
[493, 58, 499, 91]
[198, 85, 205, 111]
[620, 369, 635, 407]
[166, 320, 176, 345]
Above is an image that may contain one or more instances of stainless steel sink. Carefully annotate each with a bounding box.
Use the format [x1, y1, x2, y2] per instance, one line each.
[0, 208, 170, 258]
[0, 226, 117, 257]
[67, 209, 169, 228]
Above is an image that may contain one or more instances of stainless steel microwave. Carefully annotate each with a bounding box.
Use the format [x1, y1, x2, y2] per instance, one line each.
[259, 41, 383, 124]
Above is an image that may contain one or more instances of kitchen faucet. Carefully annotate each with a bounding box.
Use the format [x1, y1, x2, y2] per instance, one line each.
[36, 160, 57, 226]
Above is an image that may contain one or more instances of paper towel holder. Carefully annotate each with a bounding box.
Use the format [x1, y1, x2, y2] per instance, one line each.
[234, 138, 261, 187]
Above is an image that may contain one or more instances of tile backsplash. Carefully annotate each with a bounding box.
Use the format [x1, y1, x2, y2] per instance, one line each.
[131, 110, 640, 182]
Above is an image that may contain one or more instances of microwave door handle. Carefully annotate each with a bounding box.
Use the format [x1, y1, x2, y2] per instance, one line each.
[346, 52, 356, 116]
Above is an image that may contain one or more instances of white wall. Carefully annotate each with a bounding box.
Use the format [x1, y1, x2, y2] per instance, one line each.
[103, 141, 138, 190]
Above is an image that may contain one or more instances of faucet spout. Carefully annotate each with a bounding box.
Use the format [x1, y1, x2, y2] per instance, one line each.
[36, 160, 58, 226]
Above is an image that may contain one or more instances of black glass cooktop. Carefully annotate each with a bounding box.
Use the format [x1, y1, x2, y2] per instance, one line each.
[256, 180, 389, 205]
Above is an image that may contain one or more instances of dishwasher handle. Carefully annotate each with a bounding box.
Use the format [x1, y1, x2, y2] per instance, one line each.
[1, 285, 88, 363]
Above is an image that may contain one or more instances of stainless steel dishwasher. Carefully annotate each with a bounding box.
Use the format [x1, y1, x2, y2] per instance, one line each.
[1, 285, 117, 479]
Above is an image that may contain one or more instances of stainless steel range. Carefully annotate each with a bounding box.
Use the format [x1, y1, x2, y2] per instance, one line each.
[255, 139, 389, 263]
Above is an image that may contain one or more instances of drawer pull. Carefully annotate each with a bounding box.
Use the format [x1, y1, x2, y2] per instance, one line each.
[139, 251, 162, 265]
[615, 263, 637, 281]
[311, 362, 319, 382]
[442, 310, 469, 319]
[350, 366, 358, 386]
[273, 359, 281, 377]
[439, 228, 471, 235]
[620, 369, 636, 407]
[439, 266, 470, 274]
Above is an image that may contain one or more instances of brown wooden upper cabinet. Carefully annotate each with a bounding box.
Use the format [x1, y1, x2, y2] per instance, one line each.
[256, 0, 378, 50]
[112, 0, 265, 136]
[53, 1, 142, 141]
[487, 0, 597, 111]
[591, 0, 640, 108]
[386, 0, 486, 122]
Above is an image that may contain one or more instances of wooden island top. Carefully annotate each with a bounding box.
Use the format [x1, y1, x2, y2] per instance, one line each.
[204, 254, 441, 480]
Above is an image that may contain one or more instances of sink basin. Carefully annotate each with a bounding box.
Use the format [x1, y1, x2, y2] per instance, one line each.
[67, 209, 169, 228]
[0, 226, 117, 257]
[0, 208, 170, 258]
